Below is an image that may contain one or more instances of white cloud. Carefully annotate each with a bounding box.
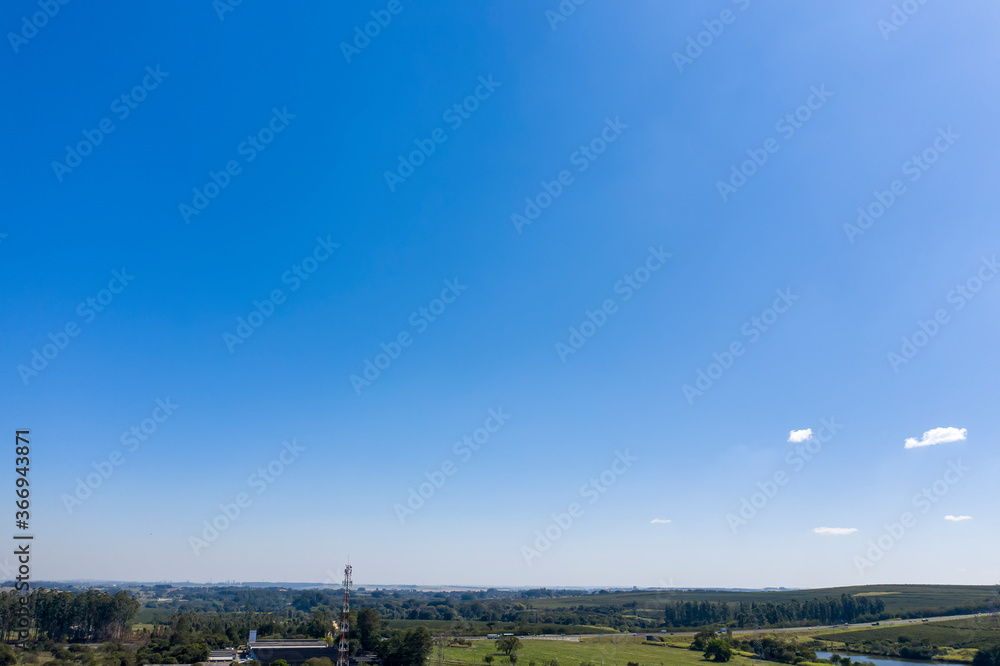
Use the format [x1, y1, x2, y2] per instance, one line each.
[904, 426, 967, 449]
[813, 527, 858, 536]
[788, 429, 813, 443]
[650, 518, 671, 524]
[944, 515, 972, 522]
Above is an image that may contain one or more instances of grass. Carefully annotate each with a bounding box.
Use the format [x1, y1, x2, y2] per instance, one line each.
[438, 636, 746, 666]
[385, 620, 619, 635]
[818, 616, 1000, 650]
[136, 606, 179, 624]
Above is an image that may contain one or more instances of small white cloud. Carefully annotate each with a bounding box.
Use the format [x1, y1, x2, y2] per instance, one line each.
[944, 515, 972, 522]
[650, 518, 671, 524]
[813, 527, 858, 536]
[788, 429, 813, 443]
[904, 426, 967, 449]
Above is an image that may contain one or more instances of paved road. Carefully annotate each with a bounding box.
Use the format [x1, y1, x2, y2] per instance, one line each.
[461, 611, 998, 642]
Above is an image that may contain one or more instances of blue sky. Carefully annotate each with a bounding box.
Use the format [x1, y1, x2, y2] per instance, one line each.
[1, 0, 999, 588]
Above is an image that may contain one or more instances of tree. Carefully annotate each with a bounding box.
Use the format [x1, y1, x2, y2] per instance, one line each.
[973, 646, 1000, 666]
[357, 607, 382, 651]
[690, 630, 715, 651]
[376, 627, 433, 666]
[305, 611, 332, 639]
[497, 637, 521, 656]
[0, 644, 15, 666]
[704, 639, 733, 662]
[273, 661, 289, 666]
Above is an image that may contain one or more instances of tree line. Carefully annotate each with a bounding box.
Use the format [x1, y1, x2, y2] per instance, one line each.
[0, 589, 139, 642]
[663, 594, 887, 627]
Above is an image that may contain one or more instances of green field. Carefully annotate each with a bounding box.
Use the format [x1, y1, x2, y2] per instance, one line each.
[429, 619, 1000, 666]
[528, 585, 998, 617]
[136, 606, 180, 624]
[440, 637, 752, 666]
[386, 620, 619, 635]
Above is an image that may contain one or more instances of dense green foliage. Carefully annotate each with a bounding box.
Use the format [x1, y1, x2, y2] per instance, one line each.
[136, 615, 210, 664]
[732, 636, 817, 664]
[664, 595, 887, 627]
[529, 584, 997, 617]
[376, 626, 433, 666]
[703, 639, 732, 662]
[973, 645, 1000, 666]
[692, 631, 814, 665]
[497, 636, 522, 655]
[358, 607, 383, 651]
[0, 589, 139, 642]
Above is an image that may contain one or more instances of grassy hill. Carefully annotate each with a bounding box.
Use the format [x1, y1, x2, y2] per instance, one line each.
[527, 585, 998, 617]
[820, 616, 1000, 650]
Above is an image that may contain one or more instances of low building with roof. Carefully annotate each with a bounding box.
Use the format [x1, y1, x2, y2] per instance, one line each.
[247, 640, 339, 666]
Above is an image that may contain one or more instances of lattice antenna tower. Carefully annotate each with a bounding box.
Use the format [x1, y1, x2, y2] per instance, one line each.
[337, 564, 352, 666]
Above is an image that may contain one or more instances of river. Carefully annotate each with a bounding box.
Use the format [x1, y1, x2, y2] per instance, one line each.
[816, 651, 954, 666]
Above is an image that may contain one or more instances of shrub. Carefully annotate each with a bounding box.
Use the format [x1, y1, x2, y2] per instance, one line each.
[973, 646, 1000, 666]
[704, 639, 733, 662]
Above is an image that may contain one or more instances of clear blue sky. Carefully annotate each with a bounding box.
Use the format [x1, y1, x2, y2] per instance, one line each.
[2, 0, 999, 588]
